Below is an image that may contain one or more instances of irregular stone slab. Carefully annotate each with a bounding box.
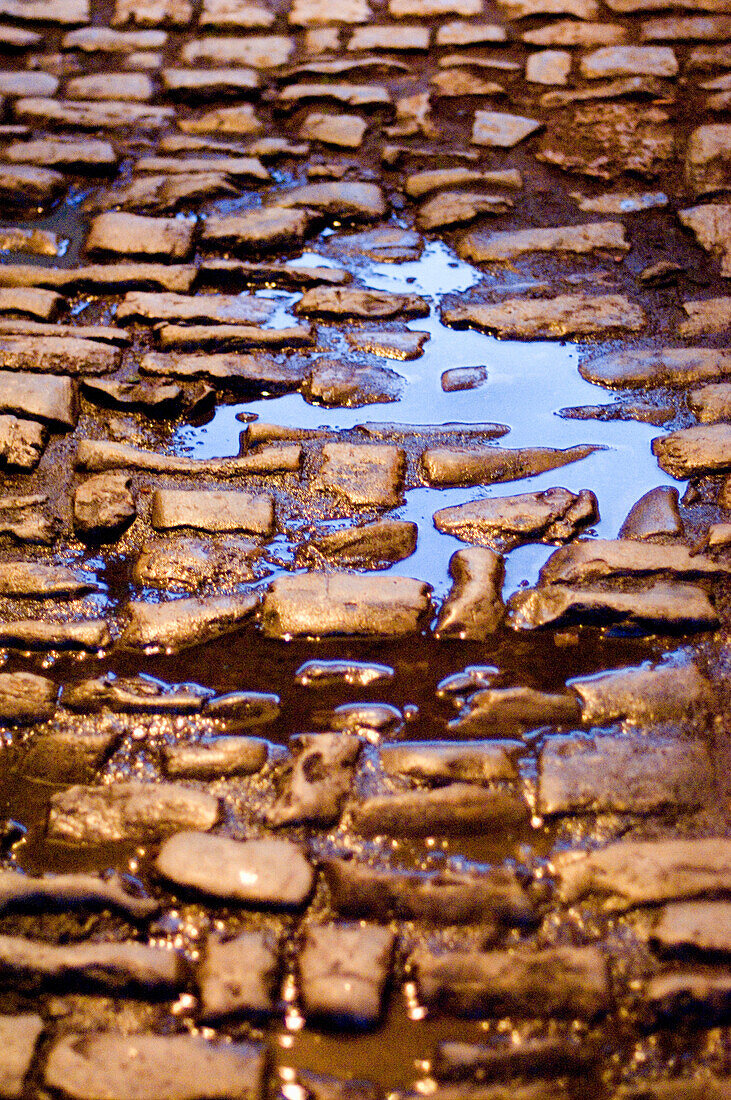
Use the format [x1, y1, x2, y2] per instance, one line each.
[160, 68, 261, 98]
[0, 670, 57, 722]
[442, 366, 488, 392]
[0, 620, 111, 650]
[642, 13, 731, 38]
[554, 836, 731, 908]
[0, 226, 61, 256]
[539, 538, 730, 585]
[197, 931, 279, 1020]
[436, 19, 508, 43]
[156, 832, 314, 905]
[472, 110, 543, 146]
[113, 0, 193, 25]
[526, 49, 572, 83]
[181, 34, 295, 67]
[162, 736, 268, 780]
[434, 1038, 595, 1082]
[0, 287, 62, 321]
[442, 295, 645, 339]
[508, 581, 718, 631]
[63, 26, 165, 48]
[179, 105, 263, 135]
[301, 519, 417, 568]
[345, 329, 429, 358]
[267, 732, 361, 826]
[120, 593, 259, 652]
[0, 934, 183, 994]
[580, 346, 731, 388]
[19, 718, 120, 785]
[86, 212, 195, 260]
[686, 124, 731, 195]
[261, 573, 431, 637]
[272, 181, 386, 220]
[15, 98, 175, 130]
[82, 378, 182, 415]
[449, 686, 580, 737]
[303, 359, 403, 406]
[524, 20, 627, 45]
[199, 258, 350, 289]
[324, 702, 403, 736]
[324, 857, 532, 924]
[0, 163, 65, 206]
[618, 486, 682, 539]
[74, 472, 135, 537]
[201, 209, 309, 253]
[644, 971, 731, 1025]
[201, 0, 275, 27]
[151, 489, 274, 536]
[299, 922, 394, 1026]
[295, 660, 394, 688]
[0, 416, 45, 470]
[296, 287, 428, 320]
[0, 495, 57, 544]
[205, 691, 280, 728]
[537, 103, 675, 180]
[45, 1034, 266, 1100]
[689, 381, 731, 422]
[76, 440, 301, 477]
[651, 901, 731, 955]
[405, 167, 522, 198]
[431, 69, 506, 96]
[570, 662, 712, 724]
[574, 190, 668, 214]
[422, 444, 601, 487]
[48, 782, 219, 843]
[325, 227, 422, 263]
[347, 24, 430, 49]
[159, 323, 313, 350]
[135, 156, 267, 181]
[458, 221, 629, 262]
[0, 26, 40, 46]
[314, 442, 404, 506]
[283, 82, 389, 108]
[539, 733, 712, 814]
[413, 945, 611, 1018]
[0, 263, 196, 293]
[435, 547, 505, 639]
[0, 335, 119, 376]
[0, 564, 96, 600]
[63, 673, 212, 715]
[679, 204, 731, 275]
[353, 784, 529, 836]
[141, 350, 304, 389]
[653, 423, 731, 477]
[0, 1014, 42, 1098]
[4, 137, 118, 169]
[434, 488, 598, 551]
[680, 296, 731, 336]
[66, 72, 154, 101]
[381, 740, 520, 783]
[580, 45, 678, 77]
[133, 537, 262, 591]
[0, 370, 74, 429]
[417, 191, 512, 230]
[117, 292, 273, 326]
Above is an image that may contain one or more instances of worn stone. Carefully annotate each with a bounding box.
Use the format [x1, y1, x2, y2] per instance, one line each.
[0, 495, 57, 544]
[314, 443, 404, 506]
[434, 488, 598, 551]
[345, 329, 429, 359]
[680, 296, 731, 336]
[324, 857, 532, 924]
[651, 901, 731, 955]
[63, 26, 166, 49]
[201, 0, 275, 27]
[436, 19, 507, 43]
[162, 737, 268, 779]
[347, 24, 430, 49]
[77, 440, 301, 477]
[0, 1015, 42, 1098]
[459, 221, 629, 263]
[179, 105, 262, 135]
[86, 212, 195, 260]
[414, 945, 611, 1018]
[526, 49, 572, 84]
[538, 104, 675, 179]
[197, 931, 278, 1020]
[82, 379, 182, 415]
[272, 180, 386, 219]
[554, 836, 731, 908]
[0, 670, 56, 723]
[442, 295, 645, 338]
[0, 416, 45, 470]
[508, 581, 718, 631]
[679, 204, 731, 276]
[570, 661, 713, 724]
[67, 73, 154, 101]
[297, 287, 428, 320]
[499, 0, 599, 15]
[381, 740, 521, 783]
[15, 98, 175, 130]
[0, 264, 196, 294]
[74, 472, 136, 537]
[262, 573, 430, 637]
[353, 784, 529, 836]
[160, 68, 260, 98]
[181, 34, 295, 67]
[113, 0, 193, 25]
[422, 444, 601, 487]
[133, 537, 263, 591]
[618, 486, 683, 539]
[120, 593, 259, 652]
[434, 1038, 595, 1082]
[472, 111, 543, 147]
[685, 124, 731, 195]
[0, 163, 65, 206]
[0, 934, 183, 994]
[418, 191, 512, 230]
[141, 350, 304, 389]
[205, 691, 280, 727]
[304, 359, 403, 407]
[653, 423, 731, 478]
[689, 381, 731, 422]
[581, 347, 731, 388]
[539, 538, 730, 585]
[156, 832, 314, 905]
[524, 20, 627, 45]
[45, 1034, 266, 1100]
[0, 226, 62, 255]
[441, 366, 488, 392]
[63, 673, 212, 715]
[151, 489, 274, 536]
[299, 922, 394, 1025]
[301, 519, 417, 568]
[117, 292, 273, 327]
[295, 660, 394, 689]
[431, 69, 506, 96]
[201, 208, 310, 252]
[644, 972, 731, 1025]
[449, 686, 580, 737]
[435, 548, 505, 639]
[0, 371, 74, 430]
[326, 227, 423, 262]
[0, 620, 111, 650]
[268, 732, 360, 826]
[48, 782, 219, 843]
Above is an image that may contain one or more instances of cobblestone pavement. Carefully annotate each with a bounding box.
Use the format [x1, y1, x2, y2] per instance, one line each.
[0, 0, 728, 1097]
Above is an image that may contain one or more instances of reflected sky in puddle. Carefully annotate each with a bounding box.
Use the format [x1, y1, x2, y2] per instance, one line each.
[171, 239, 681, 597]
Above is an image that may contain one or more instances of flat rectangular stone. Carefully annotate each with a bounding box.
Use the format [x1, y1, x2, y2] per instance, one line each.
[201, 209, 310, 252]
[652, 423, 731, 477]
[442, 295, 645, 338]
[0, 336, 119, 375]
[62, 26, 166, 49]
[86, 212, 195, 260]
[538, 539, 731, 585]
[0, 263, 196, 292]
[0, 371, 75, 428]
[0, 0, 88, 21]
[156, 323, 313, 350]
[201, 0, 276, 27]
[569, 662, 713, 724]
[261, 573, 431, 637]
[0, 1015, 43, 1099]
[151, 489, 274, 535]
[642, 14, 731, 38]
[0, 163, 65, 205]
[181, 34, 295, 66]
[539, 734, 712, 814]
[4, 137, 118, 169]
[0, 934, 184, 993]
[14, 98, 175, 130]
[458, 221, 629, 261]
[314, 442, 404, 506]
[45, 1034, 266, 1100]
[140, 350, 305, 387]
[347, 24, 430, 48]
[299, 923, 394, 1026]
[135, 155, 267, 179]
[198, 931, 279, 1019]
[117, 291, 275, 325]
[66, 73, 154, 101]
[120, 593, 259, 651]
[48, 781, 220, 843]
[680, 296, 731, 335]
[353, 784, 528, 835]
[508, 581, 718, 631]
[651, 901, 731, 954]
[0, 287, 62, 321]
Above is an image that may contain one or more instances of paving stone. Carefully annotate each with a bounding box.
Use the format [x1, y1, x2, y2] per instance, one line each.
[581, 346, 731, 387]
[537, 104, 675, 179]
[554, 836, 731, 908]
[434, 488, 598, 551]
[618, 486, 683, 539]
[133, 537, 263, 590]
[417, 191, 512, 229]
[162, 736, 268, 779]
[523, 20, 627, 44]
[471, 110, 543, 146]
[347, 24, 430, 49]
[204, 691, 280, 727]
[436, 20, 508, 43]
[538, 733, 712, 814]
[422, 444, 601, 486]
[299, 922, 394, 1026]
[680, 296, 731, 336]
[76, 439, 301, 477]
[413, 945, 611, 1018]
[156, 832, 314, 905]
[0, 495, 57, 544]
[141, 350, 304, 389]
[459, 221, 629, 262]
[82, 378, 183, 415]
[45, 1034, 266, 1100]
[4, 872, 152, 922]
[689, 381, 731, 422]
[0, 163, 65, 205]
[74, 472, 136, 537]
[62, 673, 212, 715]
[381, 739, 521, 782]
[325, 226, 423, 261]
[0, 934, 184, 994]
[112, 0, 193, 25]
[0, 1014, 42, 1099]
[651, 900, 731, 954]
[201, 208, 310, 252]
[678, 204, 731, 275]
[324, 857, 533, 924]
[539, 538, 731, 585]
[406, 168, 522, 198]
[652, 423, 731, 478]
[441, 366, 488, 391]
[282, 82, 390, 108]
[442, 295, 645, 338]
[66, 72, 154, 101]
[431, 69, 506, 96]
[433, 1038, 594, 1081]
[200, 0, 275, 27]
[160, 68, 260, 97]
[435, 547, 505, 639]
[644, 971, 731, 1024]
[299, 112, 368, 147]
[179, 105, 263, 134]
[0, 416, 45, 469]
[642, 13, 731, 37]
[0, 263, 196, 293]
[0, 0, 88, 20]
[295, 660, 394, 688]
[48, 781, 219, 843]
[570, 661, 712, 724]
[301, 519, 417, 568]
[685, 123, 731, 195]
[353, 783, 529, 835]
[579, 44, 678, 77]
[449, 686, 580, 737]
[526, 49, 572, 83]
[274, 181, 387, 220]
[16, 98, 175, 130]
[0, 226, 61, 255]
[267, 732, 361, 826]
[4, 137, 118, 169]
[509, 581, 718, 631]
[345, 330, 429, 360]
[0, 370, 75, 429]
[0, 670, 57, 722]
[261, 573, 431, 637]
[181, 34, 295, 66]
[0, 619, 112, 650]
[151, 489, 274, 535]
[120, 593, 259, 652]
[197, 931, 279, 1019]
[86, 212, 195, 260]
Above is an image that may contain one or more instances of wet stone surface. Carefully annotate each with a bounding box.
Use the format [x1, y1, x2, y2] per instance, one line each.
[0, 0, 728, 1096]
